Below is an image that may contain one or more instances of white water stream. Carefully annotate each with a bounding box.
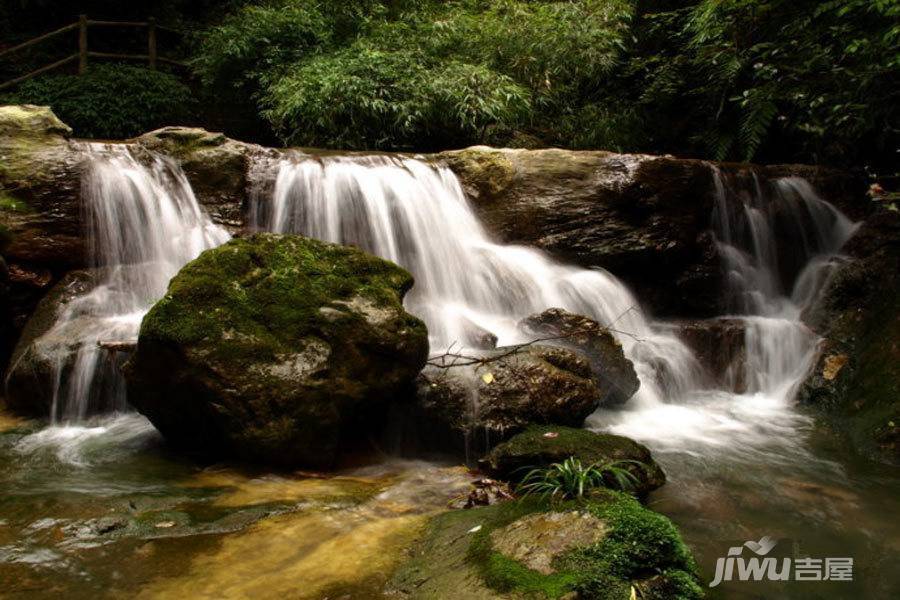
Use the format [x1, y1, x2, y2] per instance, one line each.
[9, 145, 229, 457]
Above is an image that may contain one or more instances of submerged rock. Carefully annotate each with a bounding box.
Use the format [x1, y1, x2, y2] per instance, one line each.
[413, 345, 602, 454]
[800, 209, 900, 464]
[518, 308, 639, 407]
[125, 233, 428, 468]
[479, 425, 666, 496]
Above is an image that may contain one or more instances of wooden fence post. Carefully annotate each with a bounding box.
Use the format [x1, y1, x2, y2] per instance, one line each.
[148, 17, 157, 70]
[78, 15, 88, 74]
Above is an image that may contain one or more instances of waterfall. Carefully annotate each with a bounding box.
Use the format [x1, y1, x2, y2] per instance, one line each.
[33, 144, 230, 423]
[596, 167, 856, 455]
[253, 155, 701, 408]
[712, 171, 857, 400]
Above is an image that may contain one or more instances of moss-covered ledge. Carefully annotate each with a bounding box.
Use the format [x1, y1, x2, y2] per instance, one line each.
[389, 492, 703, 599]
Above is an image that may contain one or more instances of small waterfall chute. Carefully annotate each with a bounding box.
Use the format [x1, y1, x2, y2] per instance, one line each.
[10, 144, 230, 426]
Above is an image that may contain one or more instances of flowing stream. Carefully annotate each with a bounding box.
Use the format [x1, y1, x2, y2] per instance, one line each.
[0, 150, 897, 598]
[8, 144, 229, 454]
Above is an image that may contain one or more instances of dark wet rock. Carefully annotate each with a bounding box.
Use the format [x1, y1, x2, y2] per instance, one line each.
[136, 127, 270, 230]
[800, 209, 900, 464]
[759, 163, 869, 221]
[4, 270, 99, 415]
[439, 147, 865, 319]
[125, 233, 429, 468]
[413, 345, 601, 454]
[479, 424, 666, 496]
[674, 318, 747, 392]
[458, 317, 498, 350]
[0, 256, 10, 375]
[518, 308, 639, 406]
[3, 263, 56, 358]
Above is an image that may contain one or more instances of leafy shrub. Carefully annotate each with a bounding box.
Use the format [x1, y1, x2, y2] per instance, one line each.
[518, 457, 642, 500]
[192, 0, 899, 168]
[198, 0, 632, 150]
[265, 47, 529, 149]
[194, 0, 333, 91]
[2, 64, 196, 139]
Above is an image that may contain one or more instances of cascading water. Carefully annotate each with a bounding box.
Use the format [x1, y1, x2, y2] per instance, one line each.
[252, 154, 701, 408]
[8, 144, 229, 460]
[713, 171, 857, 401]
[591, 168, 859, 456]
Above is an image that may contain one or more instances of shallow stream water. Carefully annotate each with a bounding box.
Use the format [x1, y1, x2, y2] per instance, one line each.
[1, 408, 897, 599]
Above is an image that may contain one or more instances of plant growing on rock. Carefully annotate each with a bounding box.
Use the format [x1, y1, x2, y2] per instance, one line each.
[518, 456, 642, 500]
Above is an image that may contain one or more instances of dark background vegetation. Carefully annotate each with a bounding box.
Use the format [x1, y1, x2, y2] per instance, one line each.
[0, 0, 897, 171]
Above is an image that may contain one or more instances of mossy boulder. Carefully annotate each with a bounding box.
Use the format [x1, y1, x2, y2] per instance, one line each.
[125, 233, 428, 468]
[389, 492, 702, 599]
[413, 345, 602, 455]
[519, 308, 639, 407]
[480, 425, 666, 497]
[800, 209, 900, 464]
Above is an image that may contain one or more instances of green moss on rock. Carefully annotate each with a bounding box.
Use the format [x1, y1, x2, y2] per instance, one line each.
[473, 493, 702, 599]
[391, 492, 702, 599]
[127, 233, 429, 468]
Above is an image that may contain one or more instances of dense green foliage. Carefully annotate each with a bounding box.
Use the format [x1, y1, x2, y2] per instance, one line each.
[620, 0, 900, 165]
[2, 0, 895, 167]
[192, 0, 898, 168]
[1, 65, 195, 139]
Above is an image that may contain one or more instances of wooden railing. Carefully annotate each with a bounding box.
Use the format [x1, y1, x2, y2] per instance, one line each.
[0, 15, 186, 91]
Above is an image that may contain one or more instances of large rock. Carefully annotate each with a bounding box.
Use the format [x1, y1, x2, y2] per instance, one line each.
[413, 345, 601, 454]
[800, 209, 900, 464]
[439, 147, 723, 317]
[125, 233, 429, 468]
[0, 105, 85, 269]
[479, 424, 666, 496]
[518, 308, 639, 406]
[389, 491, 703, 599]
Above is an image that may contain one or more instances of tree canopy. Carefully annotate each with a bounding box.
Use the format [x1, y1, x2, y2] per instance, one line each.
[2, 0, 897, 169]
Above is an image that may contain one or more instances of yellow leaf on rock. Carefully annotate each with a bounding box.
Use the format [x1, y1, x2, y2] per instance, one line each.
[482, 372, 494, 384]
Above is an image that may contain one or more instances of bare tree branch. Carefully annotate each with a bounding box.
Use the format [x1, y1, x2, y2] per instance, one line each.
[426, 308, 645, 370]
